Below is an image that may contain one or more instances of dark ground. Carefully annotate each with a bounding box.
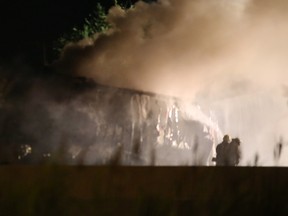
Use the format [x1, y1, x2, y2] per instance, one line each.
[0, 166, 288, 215]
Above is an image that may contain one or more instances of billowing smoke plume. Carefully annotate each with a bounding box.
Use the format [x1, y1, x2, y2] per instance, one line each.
[56, 0, 247, 97]
[56, 0, 287, 97]
[55, 0, 288, 165]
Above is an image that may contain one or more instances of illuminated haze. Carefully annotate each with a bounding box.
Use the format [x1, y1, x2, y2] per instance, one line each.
[56, 0, 288, 165]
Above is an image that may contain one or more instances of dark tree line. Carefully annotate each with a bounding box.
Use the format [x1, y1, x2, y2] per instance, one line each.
[53, 0, 157, 58]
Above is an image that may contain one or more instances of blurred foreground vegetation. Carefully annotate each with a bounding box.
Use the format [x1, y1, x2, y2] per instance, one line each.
[1, 166, 288, 215]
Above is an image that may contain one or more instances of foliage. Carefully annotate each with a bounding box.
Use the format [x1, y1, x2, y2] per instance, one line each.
[52, 0, 157, 58]
[53, 3, 110, 54]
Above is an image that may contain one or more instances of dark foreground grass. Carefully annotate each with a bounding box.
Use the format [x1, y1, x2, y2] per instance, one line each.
[0, 166, 288, 215]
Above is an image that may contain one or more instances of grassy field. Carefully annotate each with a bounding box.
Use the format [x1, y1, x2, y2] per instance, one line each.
[1, 166, 288, 215]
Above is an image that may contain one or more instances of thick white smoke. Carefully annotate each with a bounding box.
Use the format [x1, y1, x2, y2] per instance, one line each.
[56, 0, 288, 165]
[57, 0, 250, 96]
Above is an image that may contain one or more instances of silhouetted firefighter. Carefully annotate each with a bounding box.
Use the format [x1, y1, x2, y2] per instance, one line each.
[230, 138, 241, 165]
[214, 135, 241, 166]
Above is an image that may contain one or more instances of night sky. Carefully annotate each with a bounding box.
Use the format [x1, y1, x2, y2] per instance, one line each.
[0, 0, 140, 64]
